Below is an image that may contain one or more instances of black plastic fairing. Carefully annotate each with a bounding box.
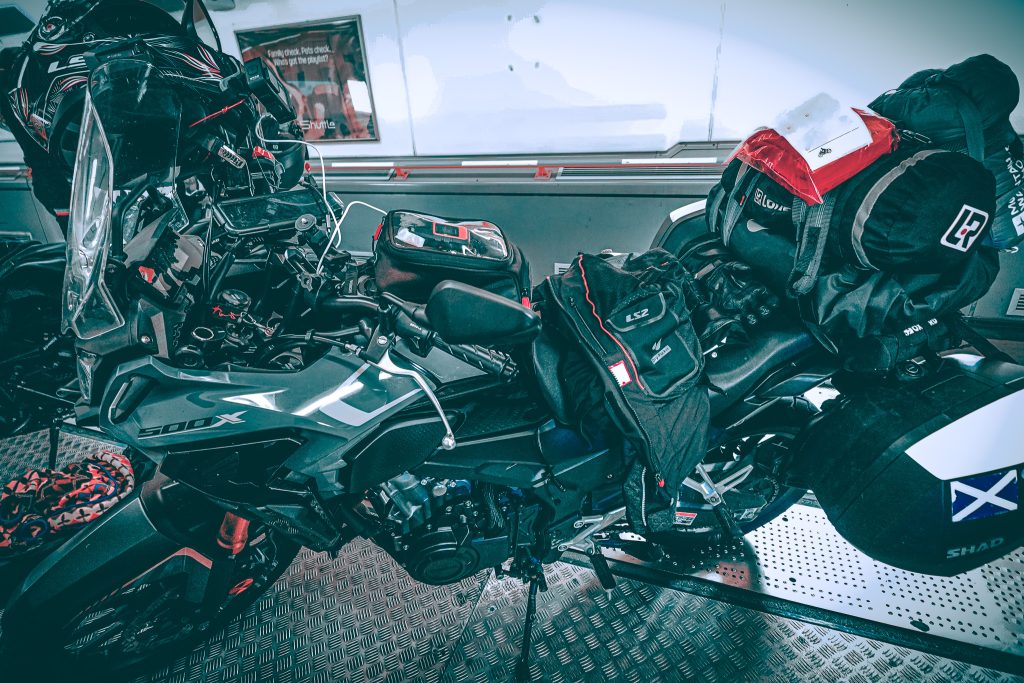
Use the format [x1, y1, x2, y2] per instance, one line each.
[345, 414, 449, 492]
[161, 430, 306, 505]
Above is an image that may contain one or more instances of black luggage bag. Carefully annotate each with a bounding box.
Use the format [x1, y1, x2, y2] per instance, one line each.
[869, 54, 1024, 248]
[534, 250, 709, 532]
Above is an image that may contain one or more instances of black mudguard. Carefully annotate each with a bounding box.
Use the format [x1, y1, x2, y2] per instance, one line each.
[0, 241, 67, 358]
[3, 479, 191, 628]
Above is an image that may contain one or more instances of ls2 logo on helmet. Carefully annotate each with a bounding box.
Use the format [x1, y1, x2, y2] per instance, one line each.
[941, 204, 990, 252]
[46, 54, 86, 74]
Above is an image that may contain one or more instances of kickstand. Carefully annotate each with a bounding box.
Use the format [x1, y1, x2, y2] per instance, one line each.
[515, 566, 547, 682]
[47, 424, 60, 470]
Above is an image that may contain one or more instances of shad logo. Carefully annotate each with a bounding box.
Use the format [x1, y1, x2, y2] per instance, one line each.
[941, 204, 989, 252]
[947, 537, 1004, 559]
[139, 411, 246, 439]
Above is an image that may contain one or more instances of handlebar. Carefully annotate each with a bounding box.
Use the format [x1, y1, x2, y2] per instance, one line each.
[388, 304, 518, 380]
[430, 337, 519, 380]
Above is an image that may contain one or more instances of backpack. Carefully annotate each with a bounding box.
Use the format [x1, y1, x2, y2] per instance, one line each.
[711, 145, 996, 279]
[869, 54, 1024, 248]
[708, 149, 1000, 372]
[534, 250, 709, 533]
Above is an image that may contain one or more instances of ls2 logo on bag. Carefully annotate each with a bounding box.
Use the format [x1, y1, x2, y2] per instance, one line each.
[941, 205, 990, 252]
[625, 308, 650, 323]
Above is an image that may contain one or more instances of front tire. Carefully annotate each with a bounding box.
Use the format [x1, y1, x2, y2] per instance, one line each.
[0, 524, 299, 680]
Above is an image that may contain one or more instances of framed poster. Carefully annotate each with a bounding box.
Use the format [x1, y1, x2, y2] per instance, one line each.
[237, 16, 378, 142]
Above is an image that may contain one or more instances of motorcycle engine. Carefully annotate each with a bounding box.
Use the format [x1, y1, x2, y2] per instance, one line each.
[376, 473, 511, 585]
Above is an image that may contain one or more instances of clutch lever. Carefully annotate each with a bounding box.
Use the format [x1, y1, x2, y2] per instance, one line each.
[378, 352, 457, 450]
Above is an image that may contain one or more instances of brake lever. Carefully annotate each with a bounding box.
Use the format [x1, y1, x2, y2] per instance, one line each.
[378, 353, 456, 450]
[342, 342, 456, 450]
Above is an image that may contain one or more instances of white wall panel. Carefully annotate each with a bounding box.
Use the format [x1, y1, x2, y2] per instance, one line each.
[713, 0, 1024, 140]
[1, 0, 1022, 162]
[393, 0, 720, 155]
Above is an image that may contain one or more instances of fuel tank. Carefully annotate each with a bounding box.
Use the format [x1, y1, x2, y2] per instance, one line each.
[794, 354, 1024, 575]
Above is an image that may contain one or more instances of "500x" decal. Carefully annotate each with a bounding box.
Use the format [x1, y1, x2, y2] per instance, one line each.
[139, 411, 246, 439]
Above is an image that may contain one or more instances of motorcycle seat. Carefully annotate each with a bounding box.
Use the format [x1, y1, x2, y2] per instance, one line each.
[530, 317, 822, 422]
[704, 320, 820, 415]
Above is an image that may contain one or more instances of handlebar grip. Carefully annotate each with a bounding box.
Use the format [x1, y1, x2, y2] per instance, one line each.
[432, 338, 518, 380]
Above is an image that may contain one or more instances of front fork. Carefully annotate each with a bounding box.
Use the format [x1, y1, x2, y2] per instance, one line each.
[200, 512, 252, 613]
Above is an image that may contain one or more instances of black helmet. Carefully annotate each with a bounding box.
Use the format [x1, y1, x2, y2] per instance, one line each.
[6, 1, 191, 170]
[1, 0, 302, 220]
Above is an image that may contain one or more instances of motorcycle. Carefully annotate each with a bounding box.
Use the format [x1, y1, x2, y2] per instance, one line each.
[2, 31, 1024, 683]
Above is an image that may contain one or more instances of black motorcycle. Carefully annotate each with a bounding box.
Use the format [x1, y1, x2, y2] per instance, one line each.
[2, 30, 1024, 683]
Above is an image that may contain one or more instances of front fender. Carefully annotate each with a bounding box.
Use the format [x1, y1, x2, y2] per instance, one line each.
[3, 482, 184, 624]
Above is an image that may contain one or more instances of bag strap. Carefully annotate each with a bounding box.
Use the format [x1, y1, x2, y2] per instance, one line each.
[788, 194, 837, 296]
[718, 163, 761, 246]
[930, 75, 986, 161]
[953, 315, 1017, 364]
[706, 183, 729, 235]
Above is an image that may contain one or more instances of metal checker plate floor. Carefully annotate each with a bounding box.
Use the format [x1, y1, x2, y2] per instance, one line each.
[1, 430, 1022, 683]
[607, 503, 1024, 657]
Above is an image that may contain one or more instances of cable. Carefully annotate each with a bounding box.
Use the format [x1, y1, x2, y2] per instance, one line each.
[255, 115, 338, 252]
[314, 199, 386, 273]
[254, 114, 387, 274]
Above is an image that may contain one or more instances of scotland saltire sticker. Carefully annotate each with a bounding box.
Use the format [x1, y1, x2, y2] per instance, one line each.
[950, 469, 1019, 523]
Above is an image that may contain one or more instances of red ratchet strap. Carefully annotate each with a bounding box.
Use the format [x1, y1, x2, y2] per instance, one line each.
[190, 99, 246, 129]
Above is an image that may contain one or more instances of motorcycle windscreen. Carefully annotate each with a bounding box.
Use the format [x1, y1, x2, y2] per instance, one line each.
[63, 59, 182, 340]
[181, 0, 223, 51]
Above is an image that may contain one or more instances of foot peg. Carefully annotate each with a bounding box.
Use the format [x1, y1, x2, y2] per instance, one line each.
[588, 550, 616, 590]
[694, 464, 743, 537]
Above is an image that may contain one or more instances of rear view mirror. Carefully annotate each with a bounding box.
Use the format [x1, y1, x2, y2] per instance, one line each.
[426, 281, 539, 346]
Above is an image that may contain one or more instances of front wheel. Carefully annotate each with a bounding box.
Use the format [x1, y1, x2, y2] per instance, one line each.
[655, 398, 816, 551]
[0, 522, 299, 680]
